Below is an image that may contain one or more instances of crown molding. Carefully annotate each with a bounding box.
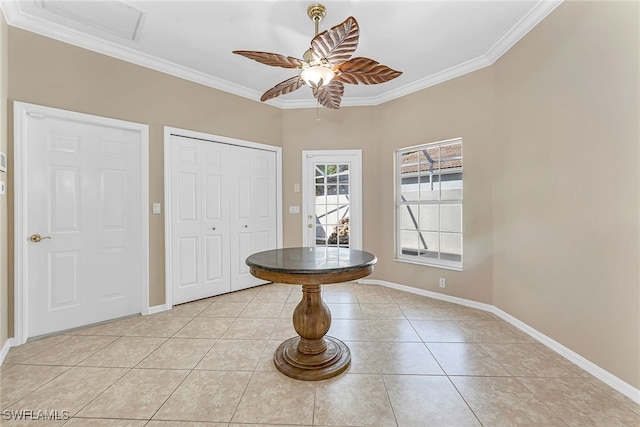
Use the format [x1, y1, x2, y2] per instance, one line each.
[484, 0, 563, 64]
[1, 0, 563, 110]
[1, 1, 266, 102]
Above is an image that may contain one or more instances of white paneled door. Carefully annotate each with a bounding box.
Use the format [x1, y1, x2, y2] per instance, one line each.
[170, 136, 230, 303]
[15, 103, 148, 339]
[169, 135, 277, 304]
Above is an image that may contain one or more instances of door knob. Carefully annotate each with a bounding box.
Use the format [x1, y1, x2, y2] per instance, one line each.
[30, 234, 51, 243]
[307, 224, 313, 228]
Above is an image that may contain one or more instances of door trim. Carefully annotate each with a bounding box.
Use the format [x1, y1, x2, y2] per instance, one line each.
[302, 150, 363, 250]
[163, 126, 283, 309]
[13, 102, 149, 344]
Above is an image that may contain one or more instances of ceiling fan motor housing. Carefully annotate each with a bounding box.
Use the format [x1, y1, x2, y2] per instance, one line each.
[307, 4, 327, 23]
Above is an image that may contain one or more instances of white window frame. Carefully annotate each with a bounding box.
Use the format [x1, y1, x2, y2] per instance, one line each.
[394, 137, 463, 271]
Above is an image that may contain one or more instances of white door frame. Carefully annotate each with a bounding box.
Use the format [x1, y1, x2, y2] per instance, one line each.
[163, 126, 283, 310]
[13, 102, 149, 345]
[302, 149, 363, 250]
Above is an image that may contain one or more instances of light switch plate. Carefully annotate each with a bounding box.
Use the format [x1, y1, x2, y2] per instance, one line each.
[288, 205, 300, 214]
[152, 203, 161, 214]
[0, 181, 5, 195]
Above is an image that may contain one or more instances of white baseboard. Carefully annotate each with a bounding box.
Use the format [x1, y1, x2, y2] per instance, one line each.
[360, 278, 494, 312]
[359, 278, 640, 404]
[145, 304, 170, 315]
[0, 337, 15, 365]
[493, 307, 640, 404]
[1, 304, 168, 367]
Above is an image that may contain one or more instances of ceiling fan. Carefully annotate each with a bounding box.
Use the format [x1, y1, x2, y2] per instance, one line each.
[233, 3, 402, 109]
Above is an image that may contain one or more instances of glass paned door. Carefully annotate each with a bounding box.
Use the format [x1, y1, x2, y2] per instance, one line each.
[303, 151, 362, 250]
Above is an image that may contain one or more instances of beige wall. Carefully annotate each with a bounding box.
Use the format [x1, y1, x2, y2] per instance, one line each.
[492, 0, 639, 389]
[0, 13, 8, 349]
[374, 67, 496, 304]
[1, 0, 638, 390]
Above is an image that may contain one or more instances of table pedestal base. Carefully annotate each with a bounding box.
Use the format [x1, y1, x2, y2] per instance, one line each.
[274, 336, 351, 381]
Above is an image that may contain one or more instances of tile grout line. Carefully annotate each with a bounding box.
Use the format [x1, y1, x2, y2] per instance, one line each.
[512, 376, 572, 427]
[379, 372, 400, 427]
[444, 374, 486, 427]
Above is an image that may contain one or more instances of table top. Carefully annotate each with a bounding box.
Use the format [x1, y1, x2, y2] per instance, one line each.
[246, 247, 377, 275]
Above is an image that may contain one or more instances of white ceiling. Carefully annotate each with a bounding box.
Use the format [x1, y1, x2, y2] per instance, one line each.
[2, 0, 562, 109]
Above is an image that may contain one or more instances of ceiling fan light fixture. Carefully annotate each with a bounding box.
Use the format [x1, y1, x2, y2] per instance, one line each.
[301, 65, 334, 87]
[233, 3, 402, 109]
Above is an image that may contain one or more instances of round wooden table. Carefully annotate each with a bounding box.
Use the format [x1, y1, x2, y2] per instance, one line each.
[246, 247, 376, 381]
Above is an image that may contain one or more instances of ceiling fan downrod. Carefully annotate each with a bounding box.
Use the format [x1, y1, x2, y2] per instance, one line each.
[307, 3, 326, 36]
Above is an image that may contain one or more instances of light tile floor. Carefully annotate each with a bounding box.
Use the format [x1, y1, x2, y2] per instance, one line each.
[2, 282, 639, 426]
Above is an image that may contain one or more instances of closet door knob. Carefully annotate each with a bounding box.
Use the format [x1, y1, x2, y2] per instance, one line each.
[212, 227, 216, 230]
[243, 225, 248, 228]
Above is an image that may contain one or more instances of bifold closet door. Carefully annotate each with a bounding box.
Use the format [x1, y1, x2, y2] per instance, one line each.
[170, 135, 277, 303]
[229, 145, 278, 291]
[170, 135, 231, 304]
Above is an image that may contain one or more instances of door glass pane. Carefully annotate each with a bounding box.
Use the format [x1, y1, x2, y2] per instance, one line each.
[314, 162, 350, 248]
[316, 225, 327, 245]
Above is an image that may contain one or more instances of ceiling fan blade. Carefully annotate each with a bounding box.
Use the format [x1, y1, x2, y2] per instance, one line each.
[310, 16, 359, 67]
[311, 80, 345, 109]
[335, 57, 403, 85]
[233, 51, 305, 69]
[260, 76, 305, 102]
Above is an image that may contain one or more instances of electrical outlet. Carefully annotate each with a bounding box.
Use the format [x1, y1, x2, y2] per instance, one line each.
[439, 278, 446, 288]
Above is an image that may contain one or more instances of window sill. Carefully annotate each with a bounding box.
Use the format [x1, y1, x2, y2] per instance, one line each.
[394, 257, 463, 271]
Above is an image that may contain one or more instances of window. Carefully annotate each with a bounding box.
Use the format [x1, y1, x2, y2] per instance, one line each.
[395, 138, 463, 270]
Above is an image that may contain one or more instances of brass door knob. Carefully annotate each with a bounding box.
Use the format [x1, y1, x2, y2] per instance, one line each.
[30, 234, 51, 243]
